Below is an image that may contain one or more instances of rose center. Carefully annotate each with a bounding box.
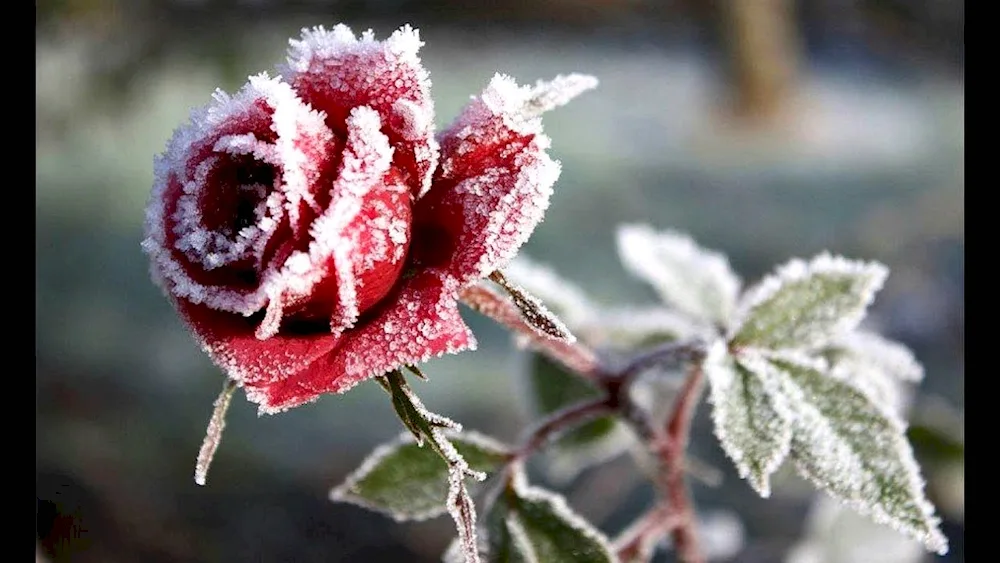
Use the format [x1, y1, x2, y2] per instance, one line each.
[173, 152, 283, 272]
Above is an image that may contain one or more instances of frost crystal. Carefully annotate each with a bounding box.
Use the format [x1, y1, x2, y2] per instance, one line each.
[764, 353, 948, 555]
[819, 330, 924, 416]
[729, 253, 888, 350]
[617, 224, 742, 326]
[705, 342, 792, 497]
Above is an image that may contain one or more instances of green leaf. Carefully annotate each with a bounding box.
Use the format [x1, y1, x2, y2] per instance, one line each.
[765, 353, 948, 555]
[331, 431, 510, 521]
[469, 473, 619, 563]
[704, 344, 792, 497]
[729, 254, 887, 350]
[817, 330, 924, 416]
[526, 353, 630, 480]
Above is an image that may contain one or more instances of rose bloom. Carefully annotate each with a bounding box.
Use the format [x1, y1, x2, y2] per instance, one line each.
[142, 24, 596, 413]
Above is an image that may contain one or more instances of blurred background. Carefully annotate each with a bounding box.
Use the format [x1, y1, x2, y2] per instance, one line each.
[36, 1, 963, 562]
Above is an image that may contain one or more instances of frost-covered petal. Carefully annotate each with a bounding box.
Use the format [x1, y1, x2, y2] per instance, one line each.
[413, 73, 594, 286]
[268, 105, 409, 337]
[286, 24, 439, 196]
[616, 224, 742, 326]
[142, 73, 336, 317]
[243, 269, 477, 413]
[177, 299, 340, 387]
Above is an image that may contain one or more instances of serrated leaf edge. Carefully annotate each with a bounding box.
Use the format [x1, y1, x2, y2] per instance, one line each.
[728, 253, 888, 347]
[769, 353, 949, 555]
[509, 471, 621, 562]
[705, 343, 793, 498]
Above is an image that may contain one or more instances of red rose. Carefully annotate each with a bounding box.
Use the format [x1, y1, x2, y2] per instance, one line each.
[142, 24, 596, 413]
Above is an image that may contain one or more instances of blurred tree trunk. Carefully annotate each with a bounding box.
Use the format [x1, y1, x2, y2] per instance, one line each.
[718, 0, 801, 124]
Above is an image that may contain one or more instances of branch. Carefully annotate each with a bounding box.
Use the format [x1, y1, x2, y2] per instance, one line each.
[661, 364, 708, 563]
[511, 396, 615, 463]
[614, 361, 708, 563]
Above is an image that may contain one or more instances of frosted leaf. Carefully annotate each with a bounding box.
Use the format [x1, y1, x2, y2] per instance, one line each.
[331, 431, 509, 521]
[705, 342, 792, 498]
[729, 254, 888, 350]
[489, 270, 575, 342]
[504, 255, 597, 329]
[374, 370, 488, 562]
[616, 224, 742, 326]
[459, 283, 598, 376]
[469, 470, 618, 563]
[764, 353, 948, 555]
[818, 330, 924, 416]
[505, 472, 618, 563]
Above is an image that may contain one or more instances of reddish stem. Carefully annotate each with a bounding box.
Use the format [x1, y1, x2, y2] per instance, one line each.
[660, 364, 707, 563]
[614, 505, 682, 562]
[512, 396, 614, 462]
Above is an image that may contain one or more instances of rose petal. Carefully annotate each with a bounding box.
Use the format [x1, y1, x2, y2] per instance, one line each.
[143, 73, 334, 317]
[286, 24, 439, 197]
[412, 73, 564, 286]
[243, 269, 477, 414]
[177, 299, 339, 387]
[269, 105, 406, 336]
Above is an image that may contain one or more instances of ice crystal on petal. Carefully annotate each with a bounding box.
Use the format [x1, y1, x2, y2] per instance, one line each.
[426, 74, 572, 285]
[243, 272, 475, 414]
[705, 342, 792, 498]
[729, 254, 888, 350]
[616, 224, 742, 326]
[143, 72, 332, 317]
[286, 23, 439, 197]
